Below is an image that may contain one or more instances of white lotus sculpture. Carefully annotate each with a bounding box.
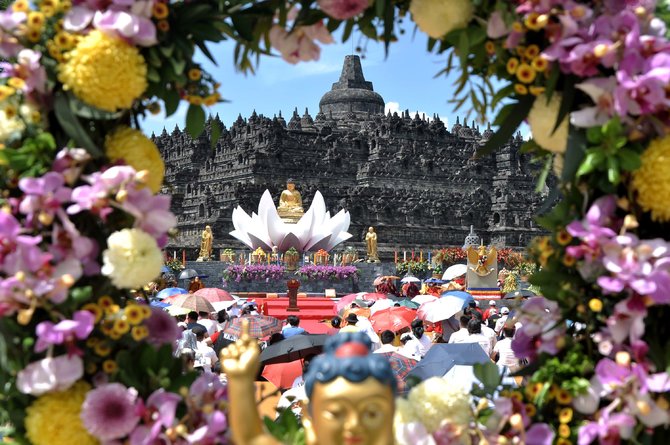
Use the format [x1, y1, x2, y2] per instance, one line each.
[229, 190, 352, 252]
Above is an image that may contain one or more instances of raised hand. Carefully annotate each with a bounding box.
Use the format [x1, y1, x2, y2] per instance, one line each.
[220, 319, 261, 378]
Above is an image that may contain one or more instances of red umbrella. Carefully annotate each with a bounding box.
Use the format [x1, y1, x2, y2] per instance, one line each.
[262, 359, 303, 389]
[370, 307, 416, 333]
[194, 288, 234, 302]
[380, 352, 418, 395]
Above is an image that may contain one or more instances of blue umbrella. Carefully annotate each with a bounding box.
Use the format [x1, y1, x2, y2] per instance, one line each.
[161, 265, 171, 273]
[406, 343, 490, 381]
[440, 290, 474, 304]
[155, 287, 187, 300]
[150, 300, 170, 309]
[424, 278, 445, 285]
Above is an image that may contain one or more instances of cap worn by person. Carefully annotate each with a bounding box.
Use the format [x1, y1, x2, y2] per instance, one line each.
[345, 313, 358, 324]
[501, 307, 510, 314]
[489, 300, 497, 306]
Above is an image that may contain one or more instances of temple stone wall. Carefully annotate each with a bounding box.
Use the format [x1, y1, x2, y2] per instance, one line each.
[154, 56, 549, 259]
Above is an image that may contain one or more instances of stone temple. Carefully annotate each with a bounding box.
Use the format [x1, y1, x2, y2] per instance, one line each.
[154, 55, 547, 259]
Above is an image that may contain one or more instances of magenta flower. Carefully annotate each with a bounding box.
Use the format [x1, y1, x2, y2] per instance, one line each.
[0, 10, 26, 57]
[526, 423, 555, 445]
[18, 171, 72, 227]
[144, 307, 181, 346]
[606, 295, 646, 344]
[16, 354, 83, 396]
[130, 389, 181, 445]
[81, 383, 141, 441]
[186, 373, 228, 443]
[122, 187, 176, 247]
[511, 297, 565, 360]
[35, 310, 95, 353]
[317, 0, 369, 20]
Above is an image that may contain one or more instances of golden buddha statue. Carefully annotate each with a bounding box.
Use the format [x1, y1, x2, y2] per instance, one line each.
[221, 322, 396, 445]
[365, 226, 380, 263]
[196, 225, 213, 261]
[277, 179, 304, 223]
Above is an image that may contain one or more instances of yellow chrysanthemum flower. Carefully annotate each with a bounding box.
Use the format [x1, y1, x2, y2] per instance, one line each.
[188, 68, 202, 81]
[153, 2, 169, 19]
[80, 303, 103, 323]
[525, 44, 540, 59]
[0, 85, 15, 101]
[559, 407, 574, 423]
[558, 423, 571, 438]
[485, 41, 495, 55]
[12, 0, 29, 12]
[157, 20, 169, 32]
[532, 56, 549, 72]
[514, 84, 528, 95]
[506, 57, 520, 75]
[58, 30, 147, 112]
[25, 381, 97, 445]
[131, 325, 149, 341]
[113, 318, 130, 335]
[104, 126, 164, 193]
[102, 359, 118, 374]
[528, 93, 568, 154]
[406, 378, 471, 432]
[516, 63, 536, 83]
[94, 341, 112, 357]
[125, 305, 144, 325]
[409, 0, 473, 39]
[631, 135, 670, 222]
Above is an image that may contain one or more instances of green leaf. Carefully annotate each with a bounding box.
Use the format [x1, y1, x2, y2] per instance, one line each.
[196, 41, 217, 65]
[341, 19, 354, 42]
[618, 148, 641, 171]
[231, 14, 256, 42]
[53, 92, 102, 157]
[561, 125, 587, 182]
[535, 155, 552, 193]
[163, 88, 180, 117]
[186, 104, 206, 138]
[210, 118, 222, 149]
[169, 57, 186, 75]
[375, 0, 385, 17]
[457, 30, 469, 66]
[576, 150, 605, 177]
[544, 65, 560, 101]
[159, 43, 175, 58]
[607, 156, 620, 184]
[473, 362, 501, 393]
[553, 77, 575, 134]
[147, 66, 161, 83]
[586, 126, 602, 144]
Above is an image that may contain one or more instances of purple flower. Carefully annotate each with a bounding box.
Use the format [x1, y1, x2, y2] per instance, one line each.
[144, 307, 181, 346]
[81, 383, 141, 441]
[16, 354, 83, 396]
[578, 410, 635, 445]
[186, 373, 228, 442]
[130, 389, 181, 445]
[0, 10, 26, 57]
[511, 297, 565, 360]
[606, 295, 647, 343]
[35, 310, 95, 353]
[122, 188, 176, 247]
[526, 423, 555, 445]
[19, 171, 72, 227]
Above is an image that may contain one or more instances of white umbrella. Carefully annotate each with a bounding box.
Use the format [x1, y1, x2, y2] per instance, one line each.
[411, 294, 438, 305]
[400, 276, 421, 283]
[442, 264, 467, 280]
[417, 295, 467, 323]
[369, 299, 395, 315]
[212, 300, 237, 312]
[166, 305, 190, 316]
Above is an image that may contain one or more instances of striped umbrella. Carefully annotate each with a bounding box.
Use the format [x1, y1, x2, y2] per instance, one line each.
[194, 288, 234, 302]
[380, 352, 418, 395]
[221, 315, 282, 339]
[171, 294, 215, 313]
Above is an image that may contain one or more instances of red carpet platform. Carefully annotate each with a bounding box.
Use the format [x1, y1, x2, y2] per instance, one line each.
[251, 297, 337, 334]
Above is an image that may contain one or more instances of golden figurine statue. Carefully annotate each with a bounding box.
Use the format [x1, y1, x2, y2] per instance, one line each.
[277, 179, 304, 223]
[466, 244, 497, 277]
[197, 225, 213, 261]
[365, 226, 380, 263]
[221, 322, 396, 445]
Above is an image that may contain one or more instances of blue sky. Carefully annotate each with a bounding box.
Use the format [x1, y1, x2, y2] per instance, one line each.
[141, 30, 508, 136]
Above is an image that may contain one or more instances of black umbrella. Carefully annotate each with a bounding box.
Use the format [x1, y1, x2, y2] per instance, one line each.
[405, 343, 490, 381]
[504, 289, 536, 299]
[178, 268, 199, 280]
[260, 334, 329, 365]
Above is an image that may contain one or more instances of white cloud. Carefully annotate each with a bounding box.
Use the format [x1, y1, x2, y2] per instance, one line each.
[384, 101, 443, 124]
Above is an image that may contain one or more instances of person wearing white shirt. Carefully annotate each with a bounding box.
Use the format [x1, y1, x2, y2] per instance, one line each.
[374, 330, 400, 354]
[461, 319, 492, 355]
[492, 326, 520, 371]
[192, 326, 218, 373]
[481, 321, 497, 351]
[198, 311, 219, 336]
[494, 307, 510, 335]
[448, 315, 472, 344]
[354, 314, 381, 350]
[398, 320, 432, 359]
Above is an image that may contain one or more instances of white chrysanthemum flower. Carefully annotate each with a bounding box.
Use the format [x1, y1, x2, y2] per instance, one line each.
[101, 228, 162, 289]
[528, 93, 568, 154]
[409, 0, 473, 39]
[406, 377, 471, 432]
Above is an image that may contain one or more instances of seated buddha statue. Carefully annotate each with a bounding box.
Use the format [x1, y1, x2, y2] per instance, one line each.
[277, 179, 304, 223]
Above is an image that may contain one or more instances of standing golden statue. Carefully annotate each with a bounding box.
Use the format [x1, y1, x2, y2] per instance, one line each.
[221, 322, 396, 445]
[197, 225, 213, 261]
[466, 244, 497, 277]
[277, 179, 304, 223]
[365, 226, 380, 263]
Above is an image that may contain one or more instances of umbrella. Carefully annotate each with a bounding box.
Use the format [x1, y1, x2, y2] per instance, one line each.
[194, 288, 234, 302]
[440, 290, 474, 305]
[171, 294, 215, 313]
[424, 278, 445, 285]
[417, 295, 468, 323]
[155, 287, 187, 300]
[262, 360, 303, 390]
[395, 299, 419, 309]
[400, 275, 421, 284]
[411, 294, 438, 305]
[211, 300, 237, 312]
[161, 265, 171, 273]
[370, 307, 416, 333]
[406, 343, 491, 381]
[373, 276, 400, 286]
[504, 289, 536, 299]
[369, 299, 394, 315]
[166, 305, 191, 316]
[442, 264, 467, 281]
[149, 300, 170, 308]
[380, 352, 418, 395]
[260, 334, 329, 365]
[335, 293, 388, 312]
[221, 315, 282, 339]
[178, 269, 199, 280]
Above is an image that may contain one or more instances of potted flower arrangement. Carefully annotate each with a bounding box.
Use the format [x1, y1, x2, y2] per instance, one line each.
[282, 247, 300, 271]
[250, 247, 266, 264]
[296, 265, 359, 281]
[220, 248, 236, 263]
[396, 260, 430, 279]
[163, 258, 184, 275]
[313, 248, 329, 265]
[340, 246, 358, 265]
[430, 263, 443, 279]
